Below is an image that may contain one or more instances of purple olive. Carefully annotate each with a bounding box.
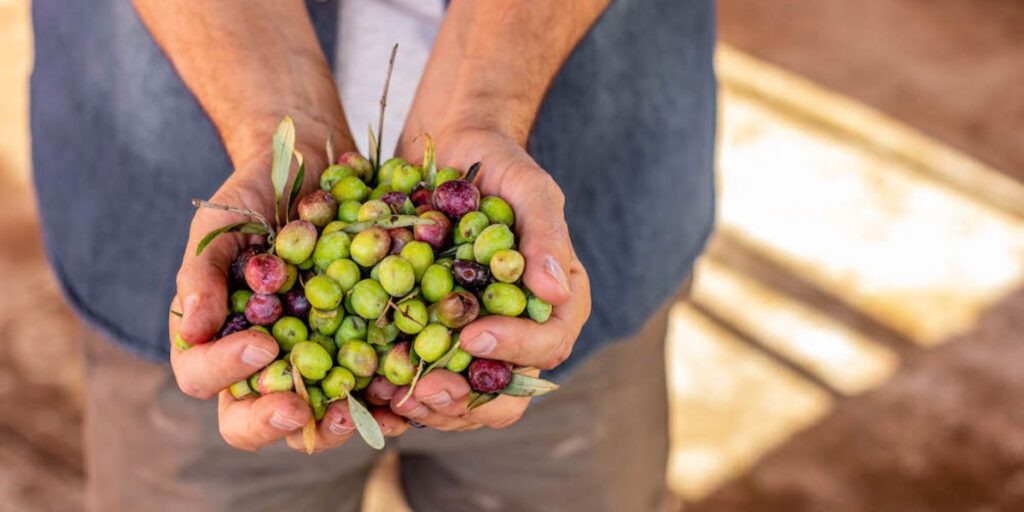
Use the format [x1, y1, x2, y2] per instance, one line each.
[410, 183, 433, 207]
[282, 288, 311, 318]
[230, 245, 266, 286]
[452, 260, 490, 290]
[244, 254, 288, 294]
[432, 179, 480, 220]
[216, 313, 251, 339]
[467, 358, 512, 393]
[414, 210, 452, 251]
[245, 293, 283, 326]
[380, 191, 409, 213]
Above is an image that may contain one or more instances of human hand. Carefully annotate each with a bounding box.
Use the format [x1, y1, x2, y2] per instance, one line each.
[168, 136, 409, 451]
[389, 129, 591, 430]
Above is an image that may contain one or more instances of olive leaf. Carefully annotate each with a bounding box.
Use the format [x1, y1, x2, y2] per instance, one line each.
[437, 245, 460, 258]
[400, 197, 415, 215]
[289, 352, 318, 455]
[422, 133, 438, 184]
[195, 222, 270, 256]
[499, 373, 559, 397]
[285, 150, 306, 223]
[367, 124, 379, 173]
[465, 161, 482, 183]
[347, 395, 385, 450]
[341, 214, 435, 234]
[271, 117, 296, 227]
[467, 392, 498, 411]
[425, 338, 462, 375]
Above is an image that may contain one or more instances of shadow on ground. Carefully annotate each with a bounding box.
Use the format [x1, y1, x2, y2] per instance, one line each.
[686, 276, 1024, 512]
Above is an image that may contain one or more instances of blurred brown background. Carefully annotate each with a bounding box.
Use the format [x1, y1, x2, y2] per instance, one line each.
[2, 0, 1023, 511]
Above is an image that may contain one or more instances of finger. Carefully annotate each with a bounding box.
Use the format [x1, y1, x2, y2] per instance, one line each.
[459, 261, 590, 369]
[169, 327, 279, 399]
[218, 390, 310, 451]
[498, 169, 574, 305]
[390, 382, 475, 432]
[412, 370, 473, 417]
[289, 401, 356, 452]
[466, 394, 530, 429]
[176, 203, 250, 345]
[373, 407, 412, 437]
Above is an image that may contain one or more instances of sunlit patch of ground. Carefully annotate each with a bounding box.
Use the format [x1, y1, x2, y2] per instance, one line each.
[667, 46, 1024, 502]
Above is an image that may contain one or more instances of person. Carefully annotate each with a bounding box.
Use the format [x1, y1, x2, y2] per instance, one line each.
[30, 0, 715, 510]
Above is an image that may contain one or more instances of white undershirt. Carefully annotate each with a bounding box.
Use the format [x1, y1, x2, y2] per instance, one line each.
[335, 0, 445, 156]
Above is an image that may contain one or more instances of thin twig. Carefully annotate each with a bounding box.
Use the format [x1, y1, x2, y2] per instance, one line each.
[376, 44, 398, 170]
[192, 199, 275, 240]
[396, 360, 425, 408]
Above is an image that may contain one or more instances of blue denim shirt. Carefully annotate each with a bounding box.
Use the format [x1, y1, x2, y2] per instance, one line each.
[31, 0, 715, 381]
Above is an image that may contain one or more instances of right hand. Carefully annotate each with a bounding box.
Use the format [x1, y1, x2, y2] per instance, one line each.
[167, 144, 409, 452]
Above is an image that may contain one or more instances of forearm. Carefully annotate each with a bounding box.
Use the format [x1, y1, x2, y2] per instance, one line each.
[404, 0, 610, 148]
[132, 0, 350, 164]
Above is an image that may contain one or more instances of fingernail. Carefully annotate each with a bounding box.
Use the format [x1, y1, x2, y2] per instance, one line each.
[183, 294, 200, 319]
[463, 332, 497, 356]
[407, 405, 429, 419]
[270, 412, 303, 431]
[329, 418, 354, 436]
[241, 344, 275, 367]
[544, 256, 571, 295]
[423, 391, 452, 408]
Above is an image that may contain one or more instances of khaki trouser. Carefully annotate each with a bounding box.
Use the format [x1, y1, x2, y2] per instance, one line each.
[83, 286, 685, 512]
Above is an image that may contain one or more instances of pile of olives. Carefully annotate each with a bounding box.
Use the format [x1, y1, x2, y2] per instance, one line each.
[188, 130, 555, 449]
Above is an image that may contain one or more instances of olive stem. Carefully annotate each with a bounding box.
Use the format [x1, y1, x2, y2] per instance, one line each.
[396, 360, 425, 408]
[191, 199, 275, 240]
[375, 44, 398, 172]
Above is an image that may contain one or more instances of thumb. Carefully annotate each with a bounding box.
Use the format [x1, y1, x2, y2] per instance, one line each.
[175, 217, 238, 345]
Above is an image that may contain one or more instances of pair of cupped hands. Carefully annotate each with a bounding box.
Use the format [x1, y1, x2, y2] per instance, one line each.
[168, 125, 591, 452]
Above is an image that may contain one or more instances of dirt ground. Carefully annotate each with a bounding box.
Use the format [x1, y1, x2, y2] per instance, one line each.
[1, 1, 1023, 511]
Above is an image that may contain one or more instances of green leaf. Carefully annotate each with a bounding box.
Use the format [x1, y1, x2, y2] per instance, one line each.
[422, 134, 438, 184]
[341, 215, 435, 233]
[499, 373, 560, 397]
[424, 338, 461, 375]
[195, 222, 270, 256]
[467, 392, 498, 411]
[347, 395, 385, 450]
[271, 117, 296, 224]
[400, 197, 416, 215]
[286, 150, 306, 222]
[368, 124, 379, 173]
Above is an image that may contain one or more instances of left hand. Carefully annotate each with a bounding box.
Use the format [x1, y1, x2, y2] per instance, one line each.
[389, 129, 591, 431]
